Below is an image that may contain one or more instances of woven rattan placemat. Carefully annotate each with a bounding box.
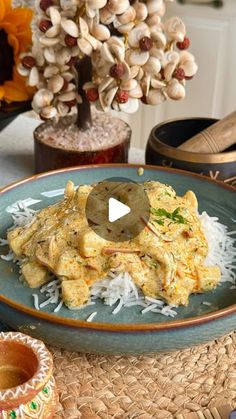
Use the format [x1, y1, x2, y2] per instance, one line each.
[50, 331, 236, 419]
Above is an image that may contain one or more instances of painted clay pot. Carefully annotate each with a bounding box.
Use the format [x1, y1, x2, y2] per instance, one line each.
[0, 332, 57, 418]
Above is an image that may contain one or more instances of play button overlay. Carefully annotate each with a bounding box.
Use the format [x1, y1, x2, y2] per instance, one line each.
[85, 177, 150, 242]
[108, 198, 131, 223]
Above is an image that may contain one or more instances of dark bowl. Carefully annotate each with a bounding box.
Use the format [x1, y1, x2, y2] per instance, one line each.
[145, 118, 236, 186]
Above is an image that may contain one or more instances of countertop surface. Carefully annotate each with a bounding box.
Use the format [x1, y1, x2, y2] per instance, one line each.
[0, 114, 145, 188]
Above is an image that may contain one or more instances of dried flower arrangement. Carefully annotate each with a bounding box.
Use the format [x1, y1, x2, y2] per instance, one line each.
[17, 0, 198, 170]
[0, 0, 33, 130]
[0, 0, 33, 103]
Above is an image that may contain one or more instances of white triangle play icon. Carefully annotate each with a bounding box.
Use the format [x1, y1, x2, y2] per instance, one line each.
[108, 198, 131, 223]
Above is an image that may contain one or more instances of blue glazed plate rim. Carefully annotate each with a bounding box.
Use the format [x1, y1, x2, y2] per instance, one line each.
[0, 163, 235, 332]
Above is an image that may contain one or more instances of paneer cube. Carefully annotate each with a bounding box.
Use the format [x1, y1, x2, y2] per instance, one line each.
[56, 249, 84, 280]
[61, 278, 89, 308]
[183, 190, 198, 210]
[196, 265, 221, 292]
[8, 223, 38, 256]
[21, 261, 50, 288]
[78, 228, 107, 258]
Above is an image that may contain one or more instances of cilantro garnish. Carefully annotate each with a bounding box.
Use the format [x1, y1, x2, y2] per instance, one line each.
[151, 207, 188, 225]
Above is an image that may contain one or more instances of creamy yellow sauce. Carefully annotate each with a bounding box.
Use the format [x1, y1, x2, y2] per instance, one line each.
[8, 180, 221, 308]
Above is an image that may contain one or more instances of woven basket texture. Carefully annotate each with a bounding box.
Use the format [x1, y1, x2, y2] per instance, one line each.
[50, 332, 236, 419]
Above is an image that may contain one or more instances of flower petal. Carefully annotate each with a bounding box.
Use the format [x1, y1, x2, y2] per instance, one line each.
[0, 2, 33, 103]
[0, 86, 5, 99]
[5, 9, 33, 28]
[4, 0, 12, 15]
[0, 22, 17, 34]
[3, 80, 30, 101]
[0, 0, 6, 22]
[8, 33, 19, 56]
[17, 30, 32, 52]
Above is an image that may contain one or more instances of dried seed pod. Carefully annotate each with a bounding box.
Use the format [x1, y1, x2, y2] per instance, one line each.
[107, 0, 130, 15]
[144, 57, 161, 76]
[91, 23, 110, 41]
[147, 0, 164, 15]
[119, 98, 139, 113]
[46, 24, 61, 38]
[39, 36, 60, 47]
[147, 88, 166, 105]
[151, 30, 166, 49]
[146, 13, 161, 27]
[48, 74, 65, 93]
[100, 7, 115, 25]
[166, 79, 185, 100]
[105, 87, 119, 107]
[101, 42, 115, 63]
[181, 60, 198, 77]
[40, 105, 57, 119]
[58, 90, 76, 102]
[19, 0, 197, 117]
[33, 88, 54, 109]
[28, 67, 40, 87]
[44, 47, 57, 63]
[61, 19, 79, 38]
[133, 2, 148, 21]
[87, 0, 107, 9]
[39, 19, 52, 33]
[17, 63, 30, 77]
[77, 38, 93, 55]
[117, 7, 136, 25]
[22, 56, 36, 69]
[129, 84, 143, 99]
[44, 65, 59, 78]
[121, 79, 138, 91]
[128, 23, 150, 49]
[164, 62, 177, 81]
[116, 22, 135, 35]
[150, 47, 164, 60]
[57, 101, 70, 116]
[49, 7, 61, 26]
[128, 50, 149, 66]
[164, 17, 186, 43]
[78, 17, 89, 37]
[98, 77, 114, 93]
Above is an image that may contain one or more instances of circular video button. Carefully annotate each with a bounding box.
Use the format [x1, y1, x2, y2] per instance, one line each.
[85, 177, 150, 242]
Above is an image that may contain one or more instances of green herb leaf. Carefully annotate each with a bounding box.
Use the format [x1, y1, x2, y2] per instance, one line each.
[151, 207, 188, 225]
[150, 260, 160, 269]
[152, 218, 164, 226]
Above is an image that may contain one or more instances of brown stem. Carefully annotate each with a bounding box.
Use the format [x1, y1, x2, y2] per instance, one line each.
[76, 55, 93, 130]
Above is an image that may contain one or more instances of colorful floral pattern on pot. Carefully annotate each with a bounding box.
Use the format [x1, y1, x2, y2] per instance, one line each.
[0, 332, 57, 419]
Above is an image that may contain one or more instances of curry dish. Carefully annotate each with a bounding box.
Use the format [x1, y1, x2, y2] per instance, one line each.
[8, 180, 221, 309]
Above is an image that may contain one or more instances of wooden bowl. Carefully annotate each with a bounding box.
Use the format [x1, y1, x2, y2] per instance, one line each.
[145, 118, 236, 185]
[0, 332, 57, 417]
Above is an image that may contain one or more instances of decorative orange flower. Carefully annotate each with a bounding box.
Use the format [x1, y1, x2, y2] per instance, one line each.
[0, 0, 33, 102]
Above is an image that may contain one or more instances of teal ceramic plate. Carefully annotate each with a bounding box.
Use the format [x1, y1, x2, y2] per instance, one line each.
[0, 165, 235, 354]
